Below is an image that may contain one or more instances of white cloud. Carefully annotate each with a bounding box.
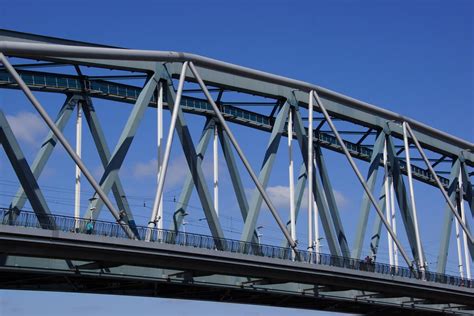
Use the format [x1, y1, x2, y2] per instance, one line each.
[6, 111, 48, 145]
[132, 159, 158, 179]
[266, 185, 294, 209]
[333, 190, 348, 208]
[132, 156, 189, 188]
[132, 154, 228, 189]
[247, 185, 348, 210]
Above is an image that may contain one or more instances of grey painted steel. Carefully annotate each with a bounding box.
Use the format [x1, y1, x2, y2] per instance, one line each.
[162, 73, 225, 241]
[0, 69, 458, 190]
[312, 91, 413, 268]
[188, 62, 296, 248]
[403, 122, 425, 272]
[461, 163, 473, 218]
[405, 123, 473, 244]
[282, 164, 307, 248]
[217, 124, 260, 243]
[292, 108, 341, 255]
[0, 53, 135, 239]
[386, 135, 426, 264]
[148, 63, 188, 232]
[460, 163, 474, 258]
[369, 187, 387, 260]
[9, 95, 77, 218]
[352, 131, 385, 259]
[170, 118, 214, 232]
[437, 159, 462, 274]
[315, 145, 350, 257]
[217, 126, 257, 239]
[0, 111, 53, 227]
[218, 126, 249, 220]
[1, 224, 473, 308]
[240, 101, 290, 244]
[0, 41, 471, 164]
[81, 99, 138, 233]
[85, 71, 158, 222]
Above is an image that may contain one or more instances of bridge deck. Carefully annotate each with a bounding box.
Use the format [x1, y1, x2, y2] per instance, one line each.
[0, 209, 472, 315]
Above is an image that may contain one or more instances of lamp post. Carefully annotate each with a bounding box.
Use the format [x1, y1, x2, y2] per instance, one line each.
[257, 225, 264, 245]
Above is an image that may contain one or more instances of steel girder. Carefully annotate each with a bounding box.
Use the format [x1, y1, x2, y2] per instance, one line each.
[281, 164, 307, 248]
[0, 30, 471, 286]
[0, 29, 470, 166]
[1, 225, 473, 313]
[160, 68, 225, 240]
[3, 254, 472, 315]
[291, 103, 341, 255]
[240, 101, 290, 243]
[352, 131, 385, 259]
[9, 94, 77, 217]
[170, 118, 215, 232]
[437, 160, 474, 274]
[0, 69, 461, 191]
[0, 111, 53, 228]
[385, 134, 427, 265]
[437, 159, 462, 273]
[81, 98, 138, 234]
[84, 70, 158, 222]
[314, 145, 351, 257]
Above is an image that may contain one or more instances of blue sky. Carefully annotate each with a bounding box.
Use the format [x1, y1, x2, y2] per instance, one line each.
[0, 0, 472, 315]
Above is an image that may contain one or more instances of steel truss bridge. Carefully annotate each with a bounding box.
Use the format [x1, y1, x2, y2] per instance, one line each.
[0, 29, 472, 315]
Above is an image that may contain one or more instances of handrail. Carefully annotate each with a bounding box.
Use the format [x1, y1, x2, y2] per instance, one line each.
[0, 208, 472, 289]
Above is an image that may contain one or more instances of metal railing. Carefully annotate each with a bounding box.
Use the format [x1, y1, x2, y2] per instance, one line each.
[1, 208, 471, 289]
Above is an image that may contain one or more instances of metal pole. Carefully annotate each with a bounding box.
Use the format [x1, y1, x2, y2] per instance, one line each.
[151, 82, 164, 231]
[157, 82, 164, 230]
[455, 192, 465, 278]
[308, 91, 314, 251]
[74, 101, 82, 231]
[403, 122, 425, 273]
[459, 167, 471, 279]
[148, 62, 188, 237]
[312, 90, 413, 269]
[312, 156, 321, 255]
[288, 108, 296, 257]
[383, 138, 394, 267]
[0, 53, 136, 239]
[188, 62, 297, 249]
[313, 199, 320, 255]
[214, 124, 219, 217]
[390, 176, 398, 267]
[404, 123, 474, 244]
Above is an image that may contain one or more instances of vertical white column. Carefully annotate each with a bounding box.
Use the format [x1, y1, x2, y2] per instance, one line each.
[157, 82, 164, 230]
[403, 122, 425, 274]
[213, 123, 219, 217]
[455, 199, 465, 278]
[288, 109, 296, 258]
[148, 62, 188, 238]
[313, 199, 320, 255]
[390, 178, 398, 267]
[383, 138, 394, 267]
[74, 101, 82, 230]
[459, 168, 471, 279]
[307, 91, 314, 251]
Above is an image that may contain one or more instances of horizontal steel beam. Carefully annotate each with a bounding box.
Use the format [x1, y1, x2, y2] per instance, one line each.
[0, 40, 471, 164]
[0, 69, 456, 190]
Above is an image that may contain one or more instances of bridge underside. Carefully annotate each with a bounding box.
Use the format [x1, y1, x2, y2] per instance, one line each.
[0, 225, 473, 315]
[0, 266, 453, 316]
